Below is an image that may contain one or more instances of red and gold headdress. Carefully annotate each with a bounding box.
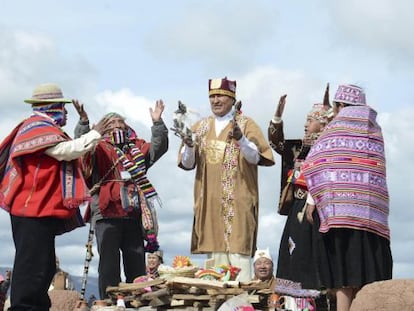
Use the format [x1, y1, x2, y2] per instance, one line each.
[208, 77, 236, 99]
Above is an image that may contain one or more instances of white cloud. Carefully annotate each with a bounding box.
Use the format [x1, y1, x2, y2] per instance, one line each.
[13, 30, 55, 52]
[237, 67, 329, 139]
[0, 27, 98, 141]
[144, 2, 279, 70]
[379, 108, 414, 258]
[0, 28, 54, 110]
[328, 0, 414, 61]
[94, 88, 156, 128]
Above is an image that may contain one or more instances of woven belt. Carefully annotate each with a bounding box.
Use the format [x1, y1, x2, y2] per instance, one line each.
[294, 187, 307, 200]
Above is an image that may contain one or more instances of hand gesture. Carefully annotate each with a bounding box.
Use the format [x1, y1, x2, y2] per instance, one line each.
[234, 100, 242, 113]
[230, 121, 243, 141]
[306, 203, 315, 224]
[92, 116, 112, 136]
[274, 94, 287, 118]
[72, 99, 89, 122]
[323, 83, 330, 108]
[150, 99, 165, 122]
[182, 128, 195, 147]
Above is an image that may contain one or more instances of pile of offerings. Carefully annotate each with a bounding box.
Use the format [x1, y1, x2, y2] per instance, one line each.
[102, 256, 277, 310]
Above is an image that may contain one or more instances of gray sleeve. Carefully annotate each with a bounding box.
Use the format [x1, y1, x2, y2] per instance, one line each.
[74, 120, 91, 138]
[148, 119, 169, 167]
[89, 193, 104, 224]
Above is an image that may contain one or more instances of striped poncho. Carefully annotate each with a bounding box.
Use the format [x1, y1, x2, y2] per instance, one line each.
[0, 115, 88, 234]
[302, 105, 390, 240]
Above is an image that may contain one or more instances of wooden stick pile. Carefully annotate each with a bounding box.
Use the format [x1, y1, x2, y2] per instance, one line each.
[105, 277, 273, 310]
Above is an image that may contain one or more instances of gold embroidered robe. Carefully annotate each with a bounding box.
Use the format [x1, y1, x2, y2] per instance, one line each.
[179, 115, 274, 256]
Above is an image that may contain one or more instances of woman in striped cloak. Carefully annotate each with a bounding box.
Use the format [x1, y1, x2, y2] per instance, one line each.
[303, 84, 392, 311]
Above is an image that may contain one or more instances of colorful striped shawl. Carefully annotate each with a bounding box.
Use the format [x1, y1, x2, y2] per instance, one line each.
[0, 115, 89, 230]
[302, 106, 390, 240]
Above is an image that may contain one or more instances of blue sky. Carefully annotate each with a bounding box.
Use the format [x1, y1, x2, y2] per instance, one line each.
[0, 0, 413, 283]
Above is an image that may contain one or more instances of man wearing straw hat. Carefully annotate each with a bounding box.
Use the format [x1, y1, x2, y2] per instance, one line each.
[0, 83, 110, 311]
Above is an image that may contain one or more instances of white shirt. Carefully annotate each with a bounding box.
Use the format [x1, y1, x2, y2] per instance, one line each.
[45, 130, 101, 161]
[33, 111, 102, 161]
[181, 110, 260, 168]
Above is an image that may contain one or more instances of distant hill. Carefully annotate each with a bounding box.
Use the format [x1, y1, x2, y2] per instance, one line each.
[1, 266, 100, 300]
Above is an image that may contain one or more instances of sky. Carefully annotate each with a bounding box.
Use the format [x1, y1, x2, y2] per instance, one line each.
[0, 0, 413, 285]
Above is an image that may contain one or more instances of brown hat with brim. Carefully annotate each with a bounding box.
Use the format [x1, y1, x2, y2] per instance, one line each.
[24, 83, 72, 104]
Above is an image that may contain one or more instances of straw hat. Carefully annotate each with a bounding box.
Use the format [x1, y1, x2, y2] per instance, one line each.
[24, 83, 72, 104]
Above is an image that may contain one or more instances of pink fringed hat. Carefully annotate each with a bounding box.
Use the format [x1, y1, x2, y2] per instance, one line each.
[333, 84, 366, 106]
[307, 103, 333, 124]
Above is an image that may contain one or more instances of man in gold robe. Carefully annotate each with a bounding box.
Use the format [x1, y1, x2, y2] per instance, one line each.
[178, 77, 274, 281]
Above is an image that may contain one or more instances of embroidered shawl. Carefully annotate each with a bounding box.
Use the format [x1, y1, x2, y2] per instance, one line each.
[302, 105, 390, 240]
[0, 115, 88, 232]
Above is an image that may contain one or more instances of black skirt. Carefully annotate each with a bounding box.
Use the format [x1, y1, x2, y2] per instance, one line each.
[313, 213, 393, 289]
[276, 197, 321, 289]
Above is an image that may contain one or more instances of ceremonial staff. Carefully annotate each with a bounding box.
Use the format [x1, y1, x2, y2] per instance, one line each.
[80, 223, 94, 300]
[79, 157, 122, 300]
